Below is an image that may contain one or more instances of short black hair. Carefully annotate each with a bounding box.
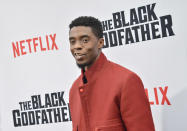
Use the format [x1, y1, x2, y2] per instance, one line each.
[69, 16, 103, 38]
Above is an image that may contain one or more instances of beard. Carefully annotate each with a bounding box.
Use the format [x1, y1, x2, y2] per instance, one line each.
[76, 58, 96, 69]
[76, 63, 87, 69]
[75, 52, 100, 70]
[76, 60, 93, 69]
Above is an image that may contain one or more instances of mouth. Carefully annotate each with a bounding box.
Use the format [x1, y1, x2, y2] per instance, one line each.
[74, 53, 86, 60]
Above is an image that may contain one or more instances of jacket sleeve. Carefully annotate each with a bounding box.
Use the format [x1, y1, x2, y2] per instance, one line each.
[69, 88, 74, 131]
[120, 73, 155, 131]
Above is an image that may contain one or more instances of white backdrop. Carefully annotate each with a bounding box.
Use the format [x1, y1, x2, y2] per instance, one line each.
[0, 0, 187, 131]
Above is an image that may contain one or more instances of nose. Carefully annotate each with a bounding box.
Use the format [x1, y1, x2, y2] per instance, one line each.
[72, 41, 82, 50]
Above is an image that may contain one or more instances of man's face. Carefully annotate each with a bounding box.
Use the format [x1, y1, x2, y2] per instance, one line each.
[69, 26, 103, 69]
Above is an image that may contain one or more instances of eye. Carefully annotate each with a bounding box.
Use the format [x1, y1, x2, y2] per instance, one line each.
[82, 38, 89, 43]
[70, 39, 75, 45]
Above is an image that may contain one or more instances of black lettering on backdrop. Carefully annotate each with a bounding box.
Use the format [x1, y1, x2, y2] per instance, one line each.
[109, 31, 118, 47]
[102, 3, 175, 48]
[117, 29, 125, 45]
[160, 15, 175, 37]
[138, 6, 147, 23]
[12, 91, 71, 127]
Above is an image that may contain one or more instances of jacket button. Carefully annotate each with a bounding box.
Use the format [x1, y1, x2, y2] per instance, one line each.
[79, 88, 84, 92]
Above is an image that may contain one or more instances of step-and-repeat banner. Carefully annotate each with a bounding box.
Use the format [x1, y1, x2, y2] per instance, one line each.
[0, 0, 187, 131]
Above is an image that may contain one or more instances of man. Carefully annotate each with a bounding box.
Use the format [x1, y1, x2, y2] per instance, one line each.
[69, 16, 155, 131]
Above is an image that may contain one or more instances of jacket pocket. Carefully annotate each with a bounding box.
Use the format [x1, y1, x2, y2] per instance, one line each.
[95, 118, 125, 131]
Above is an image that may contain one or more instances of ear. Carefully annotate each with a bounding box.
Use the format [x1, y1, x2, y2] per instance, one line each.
[97, 38, 104, 49]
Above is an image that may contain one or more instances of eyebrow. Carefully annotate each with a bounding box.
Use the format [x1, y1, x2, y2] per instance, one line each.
[69, 35, 89, 41]
[69, 37, 74, 41]
[80, 35, 89, 39]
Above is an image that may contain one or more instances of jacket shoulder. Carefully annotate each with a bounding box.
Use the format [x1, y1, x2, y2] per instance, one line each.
[106, 60, 143, 85]
[107, 61, 135, 76]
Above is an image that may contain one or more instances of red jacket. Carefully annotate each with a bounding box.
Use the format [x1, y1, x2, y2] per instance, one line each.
[69, 53, 155, 131]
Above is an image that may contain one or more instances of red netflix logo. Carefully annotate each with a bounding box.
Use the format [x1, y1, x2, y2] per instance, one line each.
[145, 86, 171, 105]
[12, 33, 59, 58]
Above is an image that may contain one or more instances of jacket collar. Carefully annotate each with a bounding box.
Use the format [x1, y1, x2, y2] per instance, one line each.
[80, 52, 107, 85]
